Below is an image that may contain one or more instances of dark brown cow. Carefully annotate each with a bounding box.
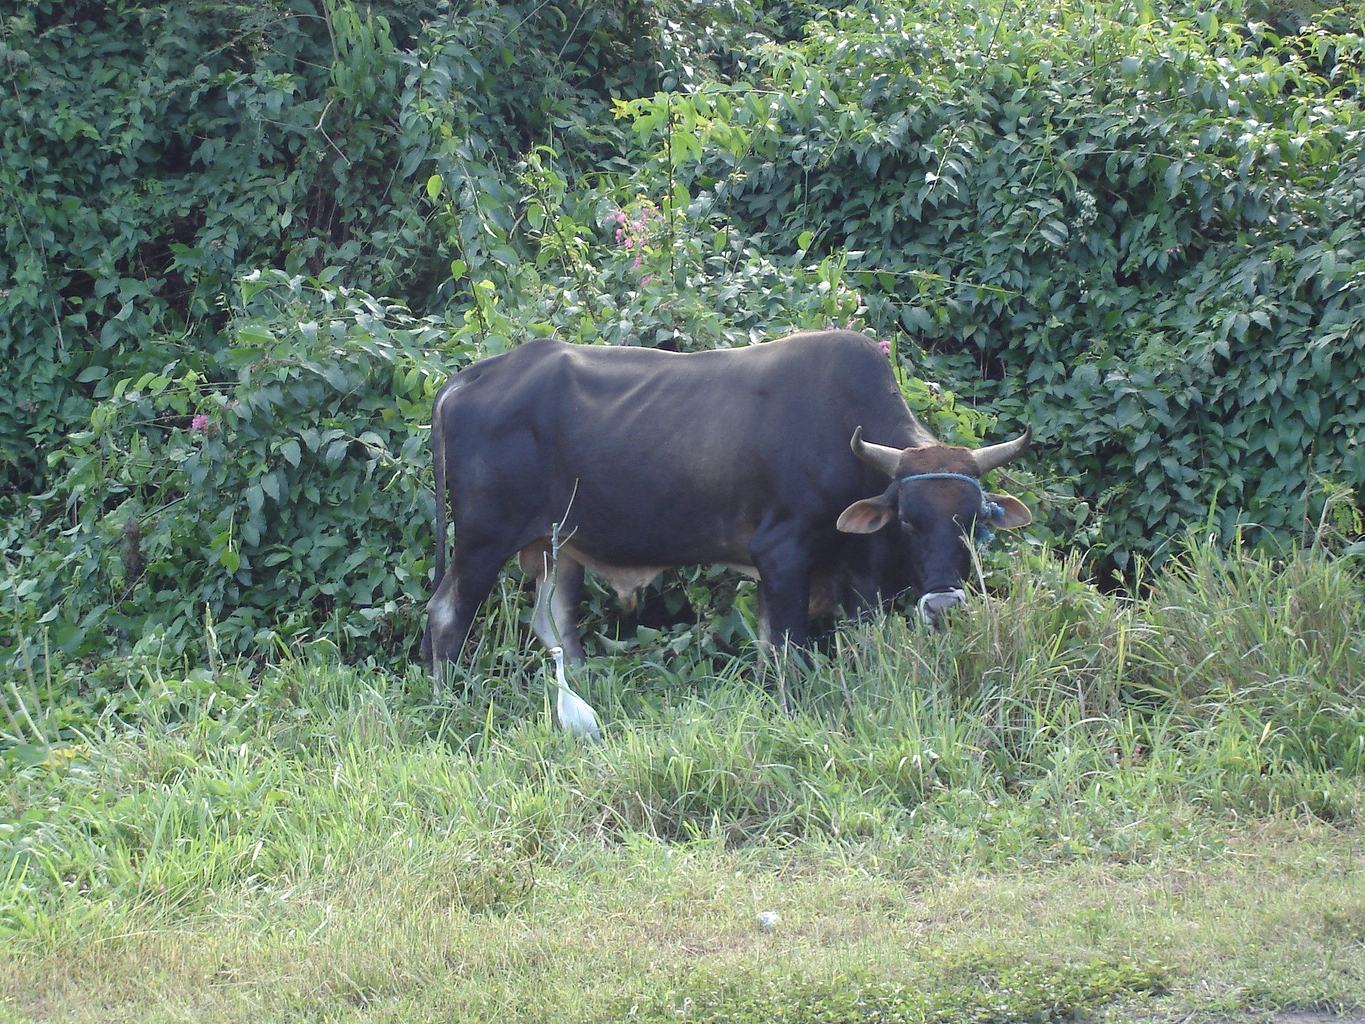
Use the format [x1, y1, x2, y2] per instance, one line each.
[422, 329, 1030, 681]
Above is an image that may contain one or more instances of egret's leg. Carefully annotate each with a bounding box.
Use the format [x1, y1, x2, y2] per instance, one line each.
[530, 554, 586, 663]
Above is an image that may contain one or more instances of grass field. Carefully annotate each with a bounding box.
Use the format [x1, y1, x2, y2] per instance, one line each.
[3, 542, 1362, 1022]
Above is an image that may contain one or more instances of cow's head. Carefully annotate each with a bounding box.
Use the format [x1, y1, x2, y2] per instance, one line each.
[835, 427, 1032, 626]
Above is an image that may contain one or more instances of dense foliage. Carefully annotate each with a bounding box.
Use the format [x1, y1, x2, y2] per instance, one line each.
[0, 0, 658, 491]
[3, 0, 1363, 682]
[618, 0, 1365, 561]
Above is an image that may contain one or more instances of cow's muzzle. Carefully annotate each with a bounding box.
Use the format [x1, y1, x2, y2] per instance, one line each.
[917, 588, 966, 627]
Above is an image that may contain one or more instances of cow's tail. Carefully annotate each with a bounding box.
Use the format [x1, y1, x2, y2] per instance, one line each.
[431, 385, 452, 590]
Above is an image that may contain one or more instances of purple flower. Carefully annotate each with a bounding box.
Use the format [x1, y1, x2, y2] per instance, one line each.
[191, 414, 211, 431]
[879, 339, 891, 358]
[641, 274, 655, 286]
[610, 199, 664, 258]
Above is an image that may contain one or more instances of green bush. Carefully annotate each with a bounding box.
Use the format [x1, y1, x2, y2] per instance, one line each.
[0, 0, 661, 492]
[28, 270, 453, 662]
[616, 0, 1365, 565]
[4, 0, 1362, 682]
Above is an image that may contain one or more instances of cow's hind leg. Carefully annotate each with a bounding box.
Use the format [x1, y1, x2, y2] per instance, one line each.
[426, 544, 506, 694]
[521, 543, 587, 664]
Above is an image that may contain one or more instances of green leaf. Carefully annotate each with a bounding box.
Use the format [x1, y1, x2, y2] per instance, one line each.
[1320, 248, 1337, 280]
[237, 325, 277, 347]
[8, 744, 51, 767]
[1164, 161, 1182, 193]
[240, 271, 272, 305]
[281, 439, 301, 467]
[324, 438, 350, 468]
[426, 174, 443, 200]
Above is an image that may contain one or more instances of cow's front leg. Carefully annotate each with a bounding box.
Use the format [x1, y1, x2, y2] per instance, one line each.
[749, 527, 813, 651]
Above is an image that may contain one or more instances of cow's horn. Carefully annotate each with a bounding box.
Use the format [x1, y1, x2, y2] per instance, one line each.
[849, 426, 904, 477]
[971, 428, 1032, 474]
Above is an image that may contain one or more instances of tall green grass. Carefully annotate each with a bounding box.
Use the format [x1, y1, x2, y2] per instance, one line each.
[3, 538, 1360, 948]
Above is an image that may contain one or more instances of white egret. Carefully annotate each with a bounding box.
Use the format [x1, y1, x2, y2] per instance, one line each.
[548, 645, 601, 742]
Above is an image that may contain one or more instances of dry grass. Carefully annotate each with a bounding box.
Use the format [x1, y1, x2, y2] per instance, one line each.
[2, 820, 1361, 1023]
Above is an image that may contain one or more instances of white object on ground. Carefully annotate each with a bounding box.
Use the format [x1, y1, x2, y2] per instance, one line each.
[549, 645, 601, 742]
[756, 910, 780, 930]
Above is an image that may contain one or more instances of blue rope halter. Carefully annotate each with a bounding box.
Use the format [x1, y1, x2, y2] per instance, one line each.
[899, 471, 1006, 547]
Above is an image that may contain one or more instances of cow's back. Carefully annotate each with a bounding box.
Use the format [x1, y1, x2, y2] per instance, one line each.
[435, 331, 926, 566]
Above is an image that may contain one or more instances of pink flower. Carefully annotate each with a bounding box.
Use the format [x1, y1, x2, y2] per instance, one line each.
[879, 339, 891, 357]
[610, 200, 663, 257]
[191, 414, 211, 431]
[641, 274, 655, 286]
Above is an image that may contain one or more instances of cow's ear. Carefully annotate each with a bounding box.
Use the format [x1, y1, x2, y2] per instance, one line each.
[837, 491, 896, 534]
[987, 492, 1031, 529]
